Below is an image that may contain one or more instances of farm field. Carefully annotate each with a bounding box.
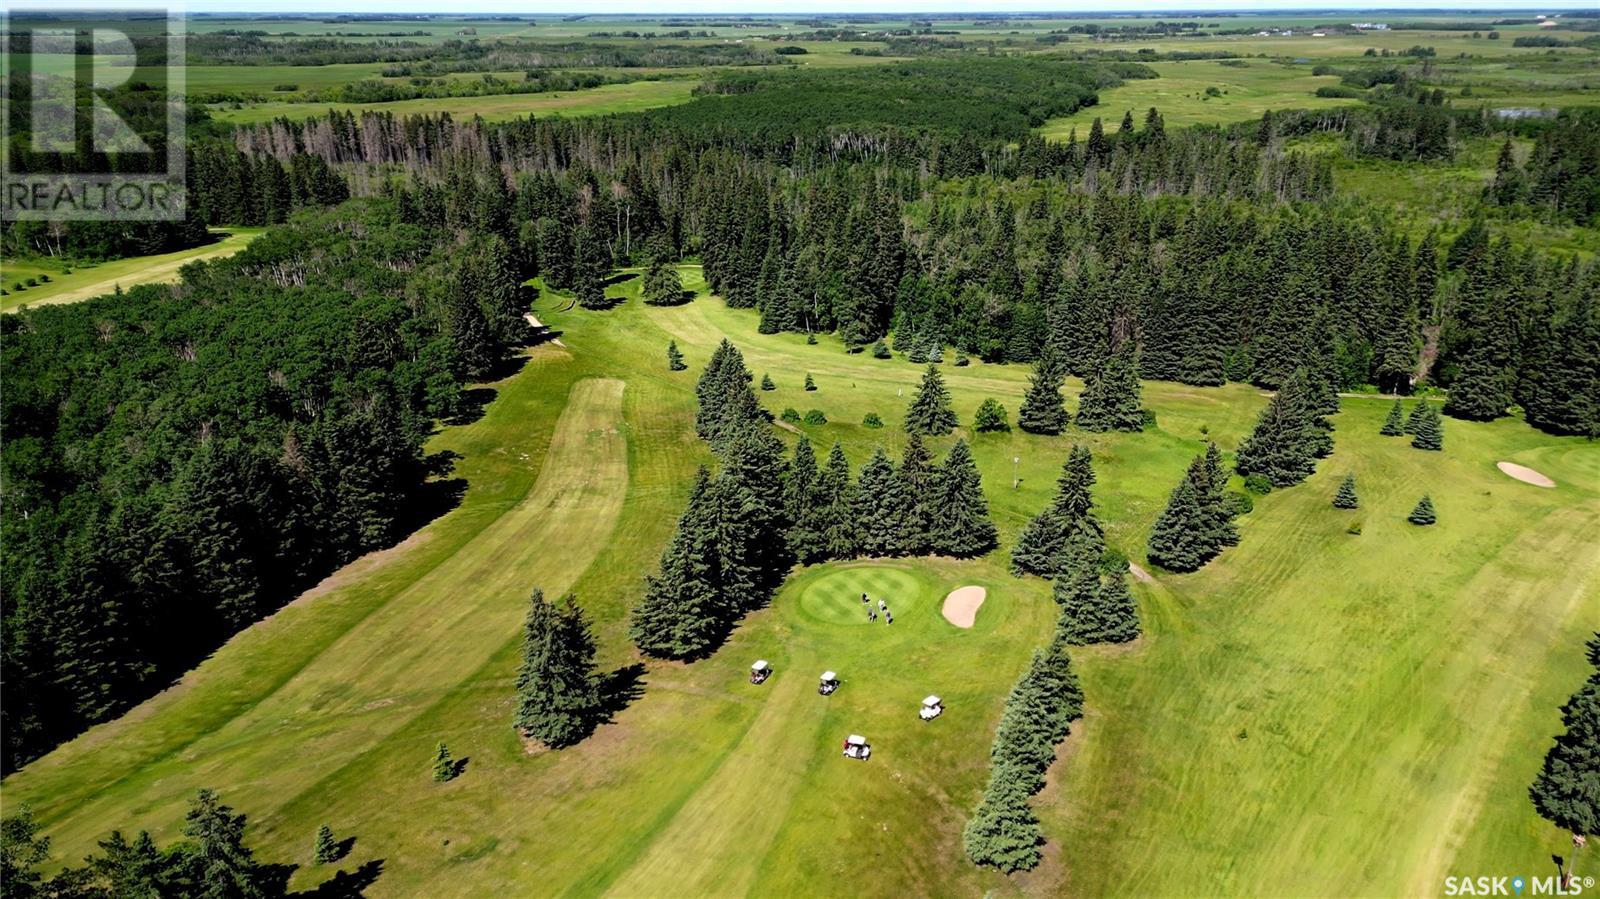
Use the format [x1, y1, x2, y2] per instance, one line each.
[1038, 58, 1359, 138]
[206, 78, 701, 124]
[6, 266, 1595, 896]
[1, 229, 264, 313]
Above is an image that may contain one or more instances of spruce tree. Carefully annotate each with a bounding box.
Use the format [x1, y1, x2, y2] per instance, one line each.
[803, 373, 816, 392]
[974, 398, 1010, 432]
[1403, 400, 1427, 435]
[1235, 369, 1325, 488]
[182, 789, 268, 898]
[1408, 495, 1437, 525]
[1057, 566, 1140, 645]
[1189, 442, 1239, 549]
[1380, 400, 1405, 436]
[818, 442, 859, 560]
[1011, 445, 1101, 577]
[1017, 347, 1068, 435]
[630, 468, 729, 659]
[432, 743, 457, 782]
[1410, 402, 1444, 451]
[641, 254, 685, 306]
[871, 338, 891, 359]
[784, 439, 823, 561]
[313, 825, 338, 865]
[666, 340, 686, 372]
[894, 434, 939, 555]
[962, 774, 1044, 872]
[852, 447, 904, 557]
[760, 373, 776, 391]
[932, 440, 998, 558]
[1528, 634, 1600, 845]
[906, 364, 958, 436]
[1333, 474, 1359, 509]
[1075, 341, 1143, 432]
[1147, 477, 1210, 573]
[515, 590, 602, 749]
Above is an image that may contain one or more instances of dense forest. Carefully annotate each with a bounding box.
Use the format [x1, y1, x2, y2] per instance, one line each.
[0, 200, 529, 771]
[5, 55, 1598, 773]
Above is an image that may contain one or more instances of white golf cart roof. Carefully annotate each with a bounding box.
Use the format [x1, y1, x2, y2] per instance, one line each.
[923, 695, 942, 707]
[845, 734, 867, 745]
[752, 660, 769, 671]
[821, 671, 837, 681]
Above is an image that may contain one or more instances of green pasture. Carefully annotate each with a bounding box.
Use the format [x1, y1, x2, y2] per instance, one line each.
[206, 78, 698, 125]
[1, 229, 264, 313]
[3, 264, 1596, 896]
[1038, 58, 1358, 138]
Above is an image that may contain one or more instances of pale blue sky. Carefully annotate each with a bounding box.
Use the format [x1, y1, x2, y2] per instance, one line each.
[27, 0, 1600, 12]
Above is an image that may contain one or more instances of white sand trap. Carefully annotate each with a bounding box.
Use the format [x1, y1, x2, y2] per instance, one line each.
[1497, 461, 1556, 488]
[942, 586, 987, 629]
[524, 313, 567, 347]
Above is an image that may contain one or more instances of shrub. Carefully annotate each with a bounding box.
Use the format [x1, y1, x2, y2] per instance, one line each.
[1346, 521, 1363, 535]
[760, 373, 776, 391]
[1243, 474, 1273, 495]
[37, 274, 50, 283]
[780, 407, 801, 423]
[803, 409, 827, 425]
[1099, 546, 1129, 576]
[871, 339, 891, 359]
[954, 355, 971, 367]
[863, 412, 884, 428]
[274, 83, 299, 92]
[24, 278, 38, 287]
[974, 398, 1010, 432]
[1228, 490, 1254, 516]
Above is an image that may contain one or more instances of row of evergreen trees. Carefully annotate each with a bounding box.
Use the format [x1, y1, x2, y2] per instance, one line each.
[962, 641, 1085, 872]
[1147, 444, 1240, 573]
[1234, 368, 1335, 488]
[1527, 632, 1600, 866]
[1016, 343, 1146, 435]
[634, 340, 1001, 660]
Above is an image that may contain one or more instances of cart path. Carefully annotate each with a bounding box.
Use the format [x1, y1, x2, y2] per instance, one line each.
[7, 377, 628, 852]
[604, 662, 829, 898]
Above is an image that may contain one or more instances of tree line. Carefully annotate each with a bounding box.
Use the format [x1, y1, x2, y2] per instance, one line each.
[0, 198, 531, 772]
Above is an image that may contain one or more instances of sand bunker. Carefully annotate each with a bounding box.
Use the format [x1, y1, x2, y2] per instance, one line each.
[942, 586, 987, 629]
[1497, 461, 1555, 488]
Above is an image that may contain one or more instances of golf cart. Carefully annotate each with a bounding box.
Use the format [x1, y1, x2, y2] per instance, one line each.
[818, 671, 839, 696]
[750, 660, 771, 685]
[842, 734, 871, 761]
[919, 695, 944, 721]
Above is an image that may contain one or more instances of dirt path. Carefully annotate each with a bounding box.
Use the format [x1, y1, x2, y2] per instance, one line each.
[941, 586, 986, 628]
[1496, 461, 1556, 488]
[1128, 563, 1156, 584]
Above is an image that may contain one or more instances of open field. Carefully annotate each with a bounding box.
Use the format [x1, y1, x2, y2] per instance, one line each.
[6, 263, 1595, 896]
[1, 229, 264, 313]
[1039, 58, 1358, 137]
[207, 78, 699, 124]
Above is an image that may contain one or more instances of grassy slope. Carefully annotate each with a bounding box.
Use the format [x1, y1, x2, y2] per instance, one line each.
[5, 266, 1596, 896]
[207, 79, 699, 126]
[1, 229, 265, 313]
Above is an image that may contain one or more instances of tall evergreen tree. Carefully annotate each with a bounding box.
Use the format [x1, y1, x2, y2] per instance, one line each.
[1410, 402, 1444, 451]
[1057, 565, 1140, 645]
[641, 253, 685, 306]
[179, 789, 267, 899]
[784, 439, 823, 561]
[1408, 495, 1437, 525]
[1011, 445, 1102, 577]
[1018, 346, 1068, 435]
[313, 825, 338, 865]
[432, 742, 457, 782]
[906, 364, 959, 436]
[852, 447, 904, 557]
[630, 468, 728, 659]
[1380, 400, 1406, 436]
[1147, 477, 1210, 573]
[1075, 341, 1143, 432]
[1529, 634, 1600, 850]
[1235, 369, 1326, 487]
[666, 340, 686, 372]
[894, 434, 939, 555]
[818, 443, 859, 560]
[1333, 474, 1359, 509]
[1188, 442, 1240, 549]
[514, 590, 602, 749]
[931, 440, 998, 558]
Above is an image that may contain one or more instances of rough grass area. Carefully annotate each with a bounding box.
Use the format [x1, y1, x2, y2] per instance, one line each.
[208, 78, 699, 125]
[1, 229, 265, 313]
[4, 265, 1596, 896]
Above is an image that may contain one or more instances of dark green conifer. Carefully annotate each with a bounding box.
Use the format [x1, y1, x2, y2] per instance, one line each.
[1075, 341, 1143, 432]
[895, 434, 938, 555]
[1235, 369, 1325, 487]
[803, 373, 816, 392]
[852, 447, 904, 557]
[871, 339, 891, 359]
[1408, 494, 1437, 525]
[932, 440, 998, 558]
[1410, 402, 1444, 451]
[906, 364, 958, 436]
[313, 825, 338, 865]
[1528, 634, 1600, 844]
[182, 789, 268, 897]
[974, 398, 1010, 433]
[432, 743, 457, 782]
[667, 340, 686, 372]
[1057, 564, 1140, 645]
[1018, 347, 1068, 435]
[1380, 400, 1405, 436]
[515, 590, 601, 748]
[1147, 478, 1209, 573]
[630, 468, 728, 659]
[1188, 442, 1239, 549]
[1011, 445, 1101, 577]
[818, 443, 859, 560]
[760, 373, 776, 391]
[642, 253, 685, 306]
[1333, 474, 1359, 510]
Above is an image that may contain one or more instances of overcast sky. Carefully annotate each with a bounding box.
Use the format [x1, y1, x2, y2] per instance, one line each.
[23, 0, 1598, 13]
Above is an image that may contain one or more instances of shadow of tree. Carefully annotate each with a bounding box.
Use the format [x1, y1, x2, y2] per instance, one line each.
[594, 663, 647, 727]
[292, 859, 386, 898]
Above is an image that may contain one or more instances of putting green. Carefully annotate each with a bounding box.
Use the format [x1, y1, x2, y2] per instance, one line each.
[796, 564, 924, 626]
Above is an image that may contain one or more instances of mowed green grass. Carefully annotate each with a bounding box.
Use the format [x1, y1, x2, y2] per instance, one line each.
[1, 229, 265, 313]
[4, 264, 1597, 896]
[207, 78, 698, 125]
[1038, 59, 1358, 138]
